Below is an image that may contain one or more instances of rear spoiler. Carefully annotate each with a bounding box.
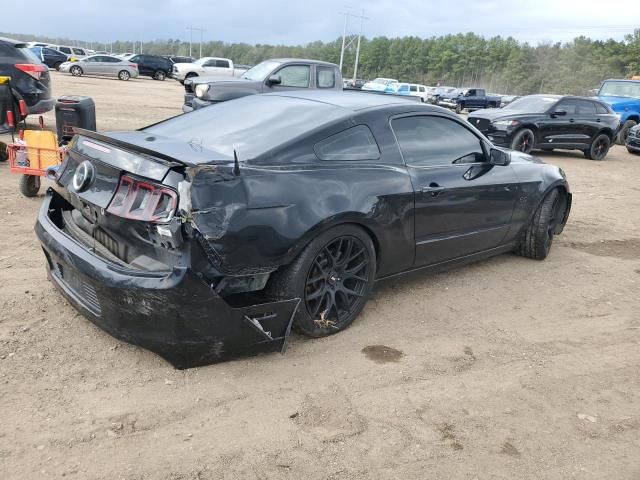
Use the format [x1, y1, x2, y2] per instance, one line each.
[73, 128, 184, 168]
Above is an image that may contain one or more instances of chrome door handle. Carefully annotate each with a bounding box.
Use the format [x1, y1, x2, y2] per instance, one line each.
[422, 184, 446, 196]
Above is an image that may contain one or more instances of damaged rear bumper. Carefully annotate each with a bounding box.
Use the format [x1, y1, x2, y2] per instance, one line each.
[35, 190, 299, 369]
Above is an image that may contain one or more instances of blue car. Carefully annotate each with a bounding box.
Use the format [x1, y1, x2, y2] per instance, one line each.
[595, 79, 640, 144]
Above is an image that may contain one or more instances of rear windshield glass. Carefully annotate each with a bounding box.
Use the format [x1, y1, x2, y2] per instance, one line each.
[144, 95, 350, 160]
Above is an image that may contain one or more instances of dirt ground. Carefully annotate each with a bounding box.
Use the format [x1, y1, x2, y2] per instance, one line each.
[1, 72, 639, 480]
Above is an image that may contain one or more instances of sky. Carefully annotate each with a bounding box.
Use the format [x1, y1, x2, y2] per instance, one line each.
[4, 0, 639, 46]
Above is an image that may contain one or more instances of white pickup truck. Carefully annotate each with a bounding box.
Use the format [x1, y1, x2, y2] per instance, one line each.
[171, 57, 249, 83]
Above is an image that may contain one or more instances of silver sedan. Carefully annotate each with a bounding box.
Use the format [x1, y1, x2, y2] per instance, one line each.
[59, 55, 139, 81]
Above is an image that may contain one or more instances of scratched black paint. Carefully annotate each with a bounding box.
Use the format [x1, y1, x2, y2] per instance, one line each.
[35, 91, 571, 368]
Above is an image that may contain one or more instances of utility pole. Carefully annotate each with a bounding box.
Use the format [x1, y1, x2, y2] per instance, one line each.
[352, 10, 365, 83]
[338, 9, 368, 79]
[187, 26, 206, 58]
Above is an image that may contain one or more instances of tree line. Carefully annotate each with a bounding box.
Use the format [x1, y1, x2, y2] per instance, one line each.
[5, 29, 640, 95]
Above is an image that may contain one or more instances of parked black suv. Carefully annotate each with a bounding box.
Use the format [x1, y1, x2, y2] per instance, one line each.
[129, 54, 173, 80]
[0, 37, 54, 130]
[40, 47, 68, 70]
[468, 95, 619, 160]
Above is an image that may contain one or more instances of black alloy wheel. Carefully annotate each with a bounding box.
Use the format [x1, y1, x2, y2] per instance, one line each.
[304, 235, 372, 329]
[511, 128, 535, 154]
[515, 188, 561, 260]
[266, 225, 376, 337]
[584, 133, 610, 160]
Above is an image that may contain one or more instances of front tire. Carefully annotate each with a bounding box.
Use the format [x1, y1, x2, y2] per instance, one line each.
[584, 133, 611, 160]
[627, 147, 639, 155]
[19, 175, 40, 197]
[153, 70, 166, 81]
[510, 128, 535, 154]
[118, 70, 131, 81]
[53, 61, 62, 70]
[455, 103, 463, 114]
[70, 65, 82, 77]
[616, 120, 637, 145]
[515, 189, 561, 260]
[266, 225, 376, 337]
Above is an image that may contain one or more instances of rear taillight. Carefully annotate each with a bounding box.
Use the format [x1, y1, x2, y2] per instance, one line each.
[129, 63, 137, 69]
[107, 175, 178, 223]
[15, 63, 48, 80]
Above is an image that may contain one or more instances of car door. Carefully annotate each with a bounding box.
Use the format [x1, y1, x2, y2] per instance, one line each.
[538, 98, 581, 147]
[391, 113, 519, 267]
[464, 89, 478, 108]
[129, 55, 145, 75]
[266, 64, 311, 92]
[573, 100, 601, 147]
[80, 56, 100, 75]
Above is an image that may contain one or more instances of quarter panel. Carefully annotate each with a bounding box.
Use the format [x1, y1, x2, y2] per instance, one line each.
[196, 164, 416, 277]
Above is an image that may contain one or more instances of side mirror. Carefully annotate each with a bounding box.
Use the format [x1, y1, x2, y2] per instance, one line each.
[267, 75, 281, 86]
[489, 148, 511, 166]
[552, 109, 567, 117]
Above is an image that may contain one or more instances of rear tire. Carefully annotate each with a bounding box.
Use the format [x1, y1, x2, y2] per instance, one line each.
[515, 189, 561, 260]
[265, 224, 376, 338]
[153, 70, 166, 81]
[510, 128, 535, 154]
[19, 175, 40, 197]
[118, 70, 130, 81]
[583, 133, 611, 160]
[53, 61, 62, 70]
[616, 120, 637, 145]
[70, 65, 82, 77]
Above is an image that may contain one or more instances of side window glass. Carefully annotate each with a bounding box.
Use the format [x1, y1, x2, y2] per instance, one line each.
[216, 60, 230, 68]
[314, 125, 380, 161]
[577, 100, 597, 115]
[275, 65, 310, 88]
[72, 48, 84, 55]
[419, 86, 425, 92]
[410, 85, 418, 92]
[60, 47, 71, 54]
[555, 101, 577, 115]
[316, 67, 335, 88]
[392, 116, 486, 167]
[595, 103, 609, 114]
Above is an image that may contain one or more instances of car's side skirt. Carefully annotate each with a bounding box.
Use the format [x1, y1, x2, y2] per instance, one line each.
[375, 243, 516, 282]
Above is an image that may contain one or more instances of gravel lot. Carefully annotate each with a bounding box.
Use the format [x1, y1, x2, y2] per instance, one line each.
[1, 72, 639, 480]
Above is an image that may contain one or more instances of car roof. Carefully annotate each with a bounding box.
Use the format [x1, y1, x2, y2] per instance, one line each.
[262, 90, 447, 112]
[602, 78, 640, 83]
[0, 36, 27, 47]
[267, 58, 338, 67]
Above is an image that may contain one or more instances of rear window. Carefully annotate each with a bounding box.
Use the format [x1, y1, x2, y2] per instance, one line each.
[0, 43, 41, 63]
[595, 103, 610, 114]
[317, 67, 335, 88]
[314, 125, 379, 161]
[145, 95, 350, 160]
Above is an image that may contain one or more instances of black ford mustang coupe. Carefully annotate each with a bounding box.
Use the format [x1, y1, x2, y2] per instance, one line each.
[36, 91, 571, 368]
[468, 95, 618, 160]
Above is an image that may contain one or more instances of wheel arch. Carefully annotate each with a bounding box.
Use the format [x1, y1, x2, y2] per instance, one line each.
[536, 181, 571, 235]
[291, 216, 383, 271]
[597, 127, 615, 142]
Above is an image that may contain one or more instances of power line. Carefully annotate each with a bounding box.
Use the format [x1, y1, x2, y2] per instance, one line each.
[186, 26, 206, 58]
[338, 8, 369, 79]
